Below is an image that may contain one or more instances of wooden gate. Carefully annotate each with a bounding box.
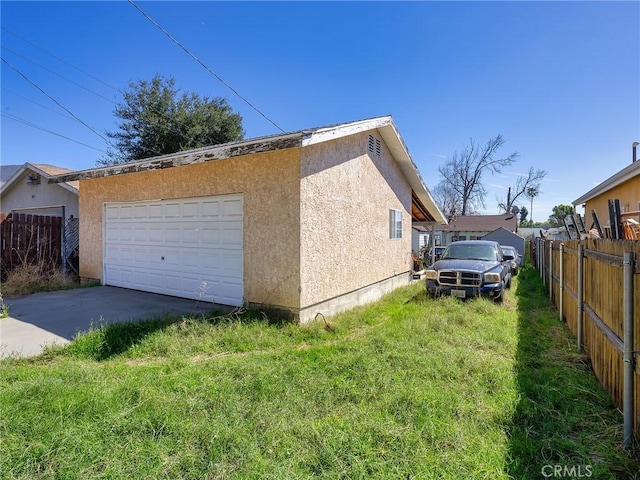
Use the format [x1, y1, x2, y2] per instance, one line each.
[0, 213, 62, 276]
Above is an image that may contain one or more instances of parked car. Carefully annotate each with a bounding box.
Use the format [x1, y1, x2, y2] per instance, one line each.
[425, 240, 514, 303]
[500, 245, 522, 276]
[423, 246, 446, 266]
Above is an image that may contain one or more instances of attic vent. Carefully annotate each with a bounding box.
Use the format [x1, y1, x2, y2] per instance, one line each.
[368, 134, 381, 157]
[26, 174, 41, 185]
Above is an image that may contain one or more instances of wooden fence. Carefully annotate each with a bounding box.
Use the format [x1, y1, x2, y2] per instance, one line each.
[534, 238, 639, 446]
[0, 213, 62, 276]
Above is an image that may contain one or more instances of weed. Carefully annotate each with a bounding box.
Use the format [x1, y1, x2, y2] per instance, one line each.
[0, 293, 8, 318]
[1, 261, 77, 297]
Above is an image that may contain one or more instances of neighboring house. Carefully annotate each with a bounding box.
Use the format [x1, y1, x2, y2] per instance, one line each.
[482, 227, 525, 258]
[0, 164, 22, 187]
[412, 225, 430, 254]
[52, 116, 447, 322]
[428, 214, 518, 246]
[572, 157, 640, 235]
[0, 163, 79, 219]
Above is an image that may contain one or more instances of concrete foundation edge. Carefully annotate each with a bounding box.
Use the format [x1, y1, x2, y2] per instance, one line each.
[298, 272, 411, 324]
[89, 273, 412, 325]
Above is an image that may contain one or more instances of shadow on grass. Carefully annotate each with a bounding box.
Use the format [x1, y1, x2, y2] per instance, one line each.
[60, 307, 294, 361]
[506, 267, 639, 479]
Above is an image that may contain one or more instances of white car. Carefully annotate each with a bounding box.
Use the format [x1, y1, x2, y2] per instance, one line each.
[500, 245, 522, 276]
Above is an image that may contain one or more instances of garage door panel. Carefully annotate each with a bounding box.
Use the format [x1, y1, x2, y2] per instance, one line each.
[104, 195, 243, 306]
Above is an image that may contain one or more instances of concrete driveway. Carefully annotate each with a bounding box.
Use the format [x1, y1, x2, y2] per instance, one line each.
[0, 286, 217, 358]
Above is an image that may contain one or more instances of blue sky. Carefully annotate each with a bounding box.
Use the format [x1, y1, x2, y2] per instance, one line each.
[1, 1, 639, 223]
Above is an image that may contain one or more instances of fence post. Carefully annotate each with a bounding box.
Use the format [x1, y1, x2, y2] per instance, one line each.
[539, 238, 544, 281]
[623, 251, 635, 450]
[559, 243, 564, 321]
[61, 206, 66, 276]
[577, 244, 584, 352]
[548, 241, 553, 302]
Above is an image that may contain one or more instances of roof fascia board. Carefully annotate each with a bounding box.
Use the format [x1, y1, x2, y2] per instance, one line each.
[572, 161, 640, 206]
[301, 116, 393, 147]
[377, 122, 448, 225]
[52, 132, 306, 183]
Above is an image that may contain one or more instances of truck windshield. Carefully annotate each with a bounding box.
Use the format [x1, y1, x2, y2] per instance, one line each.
[442, 244, 496, 261]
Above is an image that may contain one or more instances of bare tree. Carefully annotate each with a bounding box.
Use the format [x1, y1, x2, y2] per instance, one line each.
[438, 135, 518, 216]
[497, 167, 547, 214]
[432, 181, 462, 221]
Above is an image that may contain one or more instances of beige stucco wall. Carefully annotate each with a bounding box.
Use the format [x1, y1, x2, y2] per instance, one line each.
[583, 177, 640, 229]
[0, 171, 78, 219]
[299, 131, 413, 309]
[79, 150, 302, 310]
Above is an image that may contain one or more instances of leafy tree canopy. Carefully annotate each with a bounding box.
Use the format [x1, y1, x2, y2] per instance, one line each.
[548, 204, 575, 227]
[98, 75, 244, 166]
[519, 205, 529, 225]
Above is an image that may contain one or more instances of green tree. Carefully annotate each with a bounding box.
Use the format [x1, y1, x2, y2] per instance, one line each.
[548, 204, 575, 227]
[519, 205, 529, 225]
[98, 75, 244, 165]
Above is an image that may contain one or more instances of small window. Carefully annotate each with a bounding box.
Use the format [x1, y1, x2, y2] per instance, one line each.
[389, 209, 402, 239]
[368, 134, 381, 157]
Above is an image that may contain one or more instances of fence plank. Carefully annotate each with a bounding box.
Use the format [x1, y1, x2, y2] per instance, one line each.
[539, 238, 640, 436]
[0, 213, 63, 278]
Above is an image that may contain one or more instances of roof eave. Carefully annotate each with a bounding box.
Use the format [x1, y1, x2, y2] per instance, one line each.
[376, 122, 447, 225]
[52, 132, 308, 183]
[572, 161, 640, 206]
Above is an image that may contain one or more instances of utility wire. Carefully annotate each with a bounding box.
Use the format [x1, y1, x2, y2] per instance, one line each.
[3, 87, 80, 119]
[2, 112, 108, 153]
[1, 26, 121, 93]
[127, 0, 285, 133]
[2, 56, 109, 144]
[2, 46, 117, 104]
[2, 88, 166, 157]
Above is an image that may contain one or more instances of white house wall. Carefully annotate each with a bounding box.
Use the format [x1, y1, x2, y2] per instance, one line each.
[0, 170, 78, 219]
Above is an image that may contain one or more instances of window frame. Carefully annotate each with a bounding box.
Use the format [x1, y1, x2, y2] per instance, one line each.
[389, 209, 402, 239]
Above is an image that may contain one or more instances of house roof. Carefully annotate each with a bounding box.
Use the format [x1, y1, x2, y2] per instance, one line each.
[0, 162, 79, 196]
[572, 160, 640, 206]
[434, 214, 518, 233]
[52, 116, 447, 224]
[0, 164, 22, 186]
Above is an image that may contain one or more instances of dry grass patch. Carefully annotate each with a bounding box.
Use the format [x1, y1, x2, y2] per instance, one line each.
[1, 261, 77, 298]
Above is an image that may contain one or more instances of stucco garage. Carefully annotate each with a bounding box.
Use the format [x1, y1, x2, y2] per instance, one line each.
[53, 116, 447, 322]
[104, 195, 243, 306]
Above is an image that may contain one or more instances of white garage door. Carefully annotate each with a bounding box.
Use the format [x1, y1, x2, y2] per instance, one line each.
[104, 195, 243, 306]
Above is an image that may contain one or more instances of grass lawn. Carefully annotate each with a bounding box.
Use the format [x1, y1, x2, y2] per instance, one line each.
[1, 267, 638, 479]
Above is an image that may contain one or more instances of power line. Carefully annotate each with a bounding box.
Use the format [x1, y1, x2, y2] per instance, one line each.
[4, 84, 180, 159]
[2, 46, 117, 104]
[127, 0, 285, 133]
[2, 56, 109, 144]
[2, 87, 79, 119]
[2, 112, 108, 153]
[1, 26, 121, 93]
